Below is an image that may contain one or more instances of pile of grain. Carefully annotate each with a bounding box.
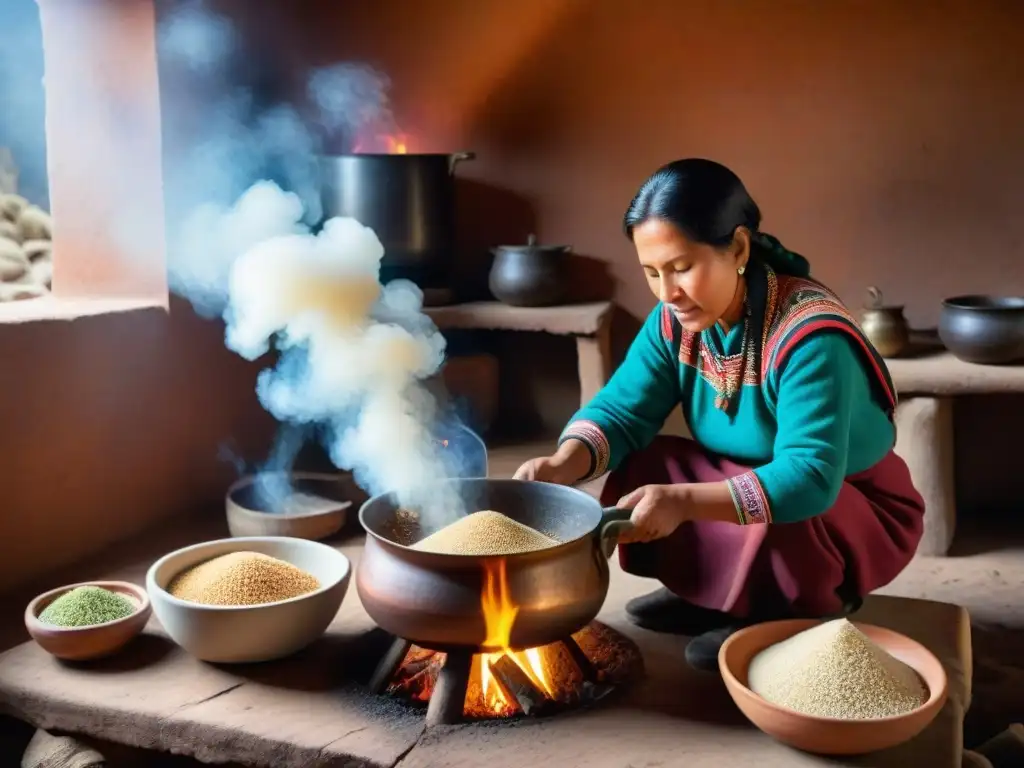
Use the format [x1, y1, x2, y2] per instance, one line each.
[38, 586, 136, 628]
[411, 510, 558, 556]
[168, 551, 320, 606]
[748, 618, 927, 719]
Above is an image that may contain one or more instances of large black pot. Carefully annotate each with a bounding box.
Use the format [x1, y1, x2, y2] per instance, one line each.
[318, 152, 475, 300]
[938, 295, 1024, 365]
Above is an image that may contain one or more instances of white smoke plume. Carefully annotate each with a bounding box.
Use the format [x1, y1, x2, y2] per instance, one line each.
[307, 63, 397, 149]
[153, 1, 472, 523]
[208, 183, 463, 522]
[0, 0, 471, 518]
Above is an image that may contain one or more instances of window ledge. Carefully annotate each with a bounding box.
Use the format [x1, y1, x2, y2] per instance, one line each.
[0, 295, 167, 324]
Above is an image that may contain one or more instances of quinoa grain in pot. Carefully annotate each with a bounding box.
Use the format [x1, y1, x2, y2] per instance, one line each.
[411, 510, 559, 556]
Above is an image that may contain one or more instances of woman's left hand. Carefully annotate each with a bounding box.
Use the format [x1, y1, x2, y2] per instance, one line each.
[615, 484, 690, 543]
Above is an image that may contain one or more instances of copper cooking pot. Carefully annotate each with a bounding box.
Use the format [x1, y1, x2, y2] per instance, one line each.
[356, 479, 633, 652]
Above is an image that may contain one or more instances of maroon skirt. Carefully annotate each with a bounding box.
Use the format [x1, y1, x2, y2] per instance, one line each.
[601, 436, 925, 619]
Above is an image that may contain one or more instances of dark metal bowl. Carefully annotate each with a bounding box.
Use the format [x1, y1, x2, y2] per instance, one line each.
[938, 295, 1024, 365]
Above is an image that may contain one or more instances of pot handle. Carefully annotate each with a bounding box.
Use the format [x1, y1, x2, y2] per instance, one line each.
[449, 151, 476, 174]
[598, 507, 634, 559]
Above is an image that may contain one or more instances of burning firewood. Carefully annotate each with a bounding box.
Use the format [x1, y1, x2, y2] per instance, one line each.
[490, 655, 548, 716]
[374, 621, 646, 725]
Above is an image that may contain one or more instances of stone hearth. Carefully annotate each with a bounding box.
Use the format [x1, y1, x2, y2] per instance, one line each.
[0, 515, 970, 768]
[375, 621, 643, 723]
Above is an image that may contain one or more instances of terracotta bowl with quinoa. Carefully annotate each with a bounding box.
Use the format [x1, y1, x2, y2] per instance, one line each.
[146, 536, 351, 663]
[719, 618, 948, 755]
[25, 580, 151, 661]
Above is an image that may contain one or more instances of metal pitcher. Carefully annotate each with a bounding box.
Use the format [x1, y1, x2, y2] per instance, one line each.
[861, 286, 910, 358]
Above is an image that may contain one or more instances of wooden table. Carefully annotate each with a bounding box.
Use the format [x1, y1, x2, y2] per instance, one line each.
[425, 301, 614, 407]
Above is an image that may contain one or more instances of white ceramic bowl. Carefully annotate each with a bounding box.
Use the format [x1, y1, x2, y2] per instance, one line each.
[146, 536, 351, 663]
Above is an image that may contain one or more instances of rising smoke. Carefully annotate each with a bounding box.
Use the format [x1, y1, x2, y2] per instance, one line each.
[0, 0, 469, 522]
[155, 1, 469, 524]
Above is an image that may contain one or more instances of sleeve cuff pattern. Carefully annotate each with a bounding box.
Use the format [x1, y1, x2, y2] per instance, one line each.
[726, 471, 773, 525]
[559, 419, 611, 482]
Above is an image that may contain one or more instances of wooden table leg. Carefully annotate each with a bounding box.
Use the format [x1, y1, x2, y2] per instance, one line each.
[575, 319, 612, 409]
[894, 396, 956, 556]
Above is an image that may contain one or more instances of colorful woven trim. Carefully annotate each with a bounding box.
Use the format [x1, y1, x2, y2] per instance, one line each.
[763, 273, 898, 415]
[726, 471, 772, 525]
[558, 419, 611, 482]
[664, 300, 761, 392]
[661, 267, 897, 419]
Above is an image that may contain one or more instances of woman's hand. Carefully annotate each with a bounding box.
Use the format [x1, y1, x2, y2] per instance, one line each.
[615, 484, 690, 543]
[512, 455, 580, 486]
[513, 438, 593, 486]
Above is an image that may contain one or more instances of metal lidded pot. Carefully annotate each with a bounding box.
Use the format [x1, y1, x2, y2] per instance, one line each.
[488, 234, 572, 307]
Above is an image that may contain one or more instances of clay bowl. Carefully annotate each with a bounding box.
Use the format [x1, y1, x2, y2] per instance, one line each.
[146, 536, 351, 663]
[225, 471, 355, 541]
[719, 619, 948, 756]
[25, 580, 151, 661]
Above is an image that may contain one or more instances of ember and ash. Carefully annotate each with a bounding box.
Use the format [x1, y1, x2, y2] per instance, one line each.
[376, 559, 643, 722]
[386, 622, 640, 720]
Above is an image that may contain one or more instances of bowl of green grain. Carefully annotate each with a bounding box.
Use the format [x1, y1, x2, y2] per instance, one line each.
[25, 581, 151, 661]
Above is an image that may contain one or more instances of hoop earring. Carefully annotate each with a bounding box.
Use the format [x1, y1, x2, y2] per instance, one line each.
[737, 265, 746, 275]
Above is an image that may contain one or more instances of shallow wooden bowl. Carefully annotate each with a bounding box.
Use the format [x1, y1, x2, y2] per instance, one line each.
[719, 619, 948, 756]
[225, 471, 355, 541]
[25, 580, 151, 661]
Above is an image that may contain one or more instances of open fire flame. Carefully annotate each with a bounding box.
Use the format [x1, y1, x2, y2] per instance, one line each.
[352, 132, 409, 155]
[387, 135, 408, 154]
[384, 547, 640, 720]
[478, 559, 556, 713]
[388, 557, 571, 718]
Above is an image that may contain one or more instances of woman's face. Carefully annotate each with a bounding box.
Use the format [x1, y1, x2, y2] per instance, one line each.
[633, 219, 749, 332]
